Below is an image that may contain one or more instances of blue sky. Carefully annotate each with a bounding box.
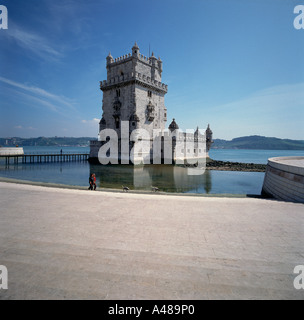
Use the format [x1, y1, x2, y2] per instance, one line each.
[0, 0, 303, 140]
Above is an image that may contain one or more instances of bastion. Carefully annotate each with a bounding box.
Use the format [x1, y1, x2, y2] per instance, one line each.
[262, 156, 304, 203]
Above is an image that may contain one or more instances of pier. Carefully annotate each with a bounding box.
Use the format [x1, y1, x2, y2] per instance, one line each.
[0, 152, 90, 166]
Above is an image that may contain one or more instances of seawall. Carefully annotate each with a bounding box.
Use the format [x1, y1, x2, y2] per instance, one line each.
[262, 156, 304, 203]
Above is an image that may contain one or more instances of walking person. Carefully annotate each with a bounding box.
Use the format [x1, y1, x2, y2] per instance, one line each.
[88, 173, 94, 190]
[93, 173, 97, 190]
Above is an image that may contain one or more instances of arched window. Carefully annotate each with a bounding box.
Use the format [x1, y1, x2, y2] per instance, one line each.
[114, 116, 120, 129]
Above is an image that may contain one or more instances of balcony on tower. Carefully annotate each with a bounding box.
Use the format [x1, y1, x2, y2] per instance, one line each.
[147, 101, 155, 122]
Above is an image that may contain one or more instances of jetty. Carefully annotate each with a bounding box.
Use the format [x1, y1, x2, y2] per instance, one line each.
[0, 152, 89, 166]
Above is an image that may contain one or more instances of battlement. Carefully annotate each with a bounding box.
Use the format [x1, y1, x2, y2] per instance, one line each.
[100, 71, 168, 92]
[111, 53, 132, 64]
[108, 52, 153, 65]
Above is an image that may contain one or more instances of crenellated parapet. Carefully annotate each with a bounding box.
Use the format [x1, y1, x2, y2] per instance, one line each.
[107, 53, 132, 65]
[107, 52, 155, 66]
[100, 71, 168, 93]
[106, 43, 163, 82]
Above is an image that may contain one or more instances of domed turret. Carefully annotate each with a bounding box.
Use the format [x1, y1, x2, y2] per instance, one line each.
[132, 42, 139, 58]
[149, 51, 157, 65]
[157, 56, 163, 74]
[205, 124, 213, 152]
[169, 118, 179, 132]
[106, 52, 114, 65]
[194, 126, 203, 137]
[206, 124, 213, 134]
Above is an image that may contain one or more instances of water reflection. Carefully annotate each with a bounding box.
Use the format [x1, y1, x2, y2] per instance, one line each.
[0, 160, 264, 195]
[90, 164, 212, 193]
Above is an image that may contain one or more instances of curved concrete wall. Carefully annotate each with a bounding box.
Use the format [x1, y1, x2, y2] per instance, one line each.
[0, 147, 24, 156]
[262, 156, 304, 203]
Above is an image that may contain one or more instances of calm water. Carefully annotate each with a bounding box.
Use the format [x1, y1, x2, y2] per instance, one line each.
[210, 149, 304, 164]
[1, 147, 304, 194]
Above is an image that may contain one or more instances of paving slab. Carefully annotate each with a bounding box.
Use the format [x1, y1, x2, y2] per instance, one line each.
[0, 181, 303, 300]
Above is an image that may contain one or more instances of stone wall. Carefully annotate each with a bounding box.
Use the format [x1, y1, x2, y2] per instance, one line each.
[100, 84, 135, 133]
[134, 85, 166, 135]
[262, 156, 304, 203]
[107, 60, 133, 81]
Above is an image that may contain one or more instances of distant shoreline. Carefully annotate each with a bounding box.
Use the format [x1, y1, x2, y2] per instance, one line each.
[1, 134, 304, 150]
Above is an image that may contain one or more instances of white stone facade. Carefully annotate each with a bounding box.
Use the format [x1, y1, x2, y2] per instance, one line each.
[98, 42, 167, 138]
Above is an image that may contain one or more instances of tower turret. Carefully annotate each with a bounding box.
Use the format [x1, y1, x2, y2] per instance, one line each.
[132, 42, 140, 58]
[194, 126, 201, 137]
[106, 52, 114, 65]
[149, 52, 157, 64]
[205, 124, 213, 153]
[169, 118, 179, 132]
[149, 52, 158, 80]
[157, 56, 163, 76]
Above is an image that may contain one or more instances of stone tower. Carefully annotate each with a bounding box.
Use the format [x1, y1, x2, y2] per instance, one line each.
[98, 42, 168, 139]
[89, 42, 213, 164]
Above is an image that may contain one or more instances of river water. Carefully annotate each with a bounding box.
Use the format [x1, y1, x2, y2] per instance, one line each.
[1, 147, 303, 195]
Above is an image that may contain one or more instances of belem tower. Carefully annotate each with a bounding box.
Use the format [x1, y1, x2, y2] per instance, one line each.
[89, 42, 213, 164]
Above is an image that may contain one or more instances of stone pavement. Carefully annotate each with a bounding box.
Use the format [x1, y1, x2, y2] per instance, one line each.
[0, 181, 303, 300]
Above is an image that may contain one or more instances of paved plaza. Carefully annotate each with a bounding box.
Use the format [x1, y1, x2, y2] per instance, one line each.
[0, 181, 303, 300]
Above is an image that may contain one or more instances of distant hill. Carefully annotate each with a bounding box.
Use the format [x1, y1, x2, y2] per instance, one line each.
[212, 135, 304, 150]
[1, 135, 304, 150]
[0, 137, 96, 147]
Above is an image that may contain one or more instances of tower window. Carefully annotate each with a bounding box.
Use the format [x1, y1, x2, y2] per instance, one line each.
[147, 90, 152, 98]
[116, 89, 120, 97]
[115, 119, 120, 129]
